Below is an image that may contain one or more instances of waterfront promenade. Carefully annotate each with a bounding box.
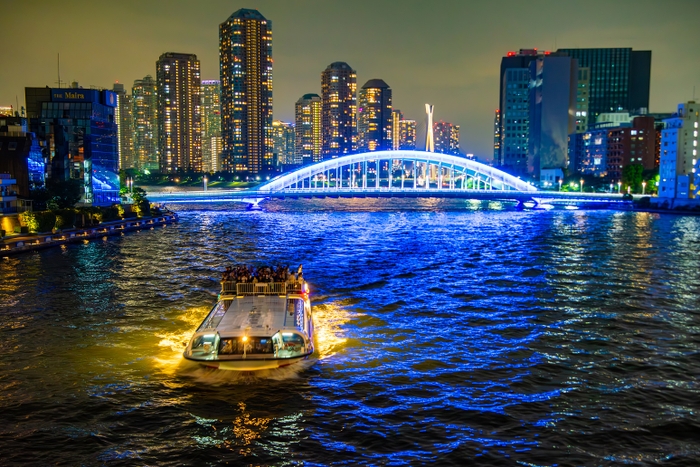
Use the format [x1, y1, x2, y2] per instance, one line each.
[0, 212, 178, 257]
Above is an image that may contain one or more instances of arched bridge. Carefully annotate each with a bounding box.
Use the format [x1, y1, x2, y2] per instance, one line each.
[147, 150, 633, 207]
[257, 150, 535, 193]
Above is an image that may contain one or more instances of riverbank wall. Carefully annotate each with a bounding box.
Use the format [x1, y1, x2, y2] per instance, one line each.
[0, 212, 178, 257]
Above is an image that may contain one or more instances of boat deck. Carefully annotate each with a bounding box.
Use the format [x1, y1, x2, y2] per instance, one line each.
[215, 296, 295, 337]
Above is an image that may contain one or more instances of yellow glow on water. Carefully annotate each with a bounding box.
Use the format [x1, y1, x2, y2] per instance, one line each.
[231, 402, 271, 451]
[313, 302, 352, 360]
[153, 305, 210, 376]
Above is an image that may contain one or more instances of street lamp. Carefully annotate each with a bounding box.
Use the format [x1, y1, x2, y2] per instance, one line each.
[580, 178, 584, 193]
[203, 175, 208, 192]
[617, 181, 622, 193]
[558, 179, 562, 191]
[627, 186, 631, 194]
[609, 183, 613, 193]
[642, 181, 646, 195]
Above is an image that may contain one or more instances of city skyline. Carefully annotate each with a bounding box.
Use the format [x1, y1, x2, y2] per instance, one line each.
[2, 0, 700, 161]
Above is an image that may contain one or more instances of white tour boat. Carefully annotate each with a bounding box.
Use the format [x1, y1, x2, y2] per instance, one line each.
[183, 270, 314, 371]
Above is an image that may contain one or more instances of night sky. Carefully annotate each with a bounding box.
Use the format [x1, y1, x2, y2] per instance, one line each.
[2, 0, 699, 161]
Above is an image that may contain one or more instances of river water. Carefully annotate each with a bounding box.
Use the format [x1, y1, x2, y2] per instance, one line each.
[1, 199, 699, 466]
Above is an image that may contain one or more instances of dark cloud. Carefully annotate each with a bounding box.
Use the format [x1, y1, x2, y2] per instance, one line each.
[2, 0, 699, 160]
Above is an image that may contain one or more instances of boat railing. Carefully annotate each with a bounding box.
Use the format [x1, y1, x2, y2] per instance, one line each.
[221, 281, 306, 296]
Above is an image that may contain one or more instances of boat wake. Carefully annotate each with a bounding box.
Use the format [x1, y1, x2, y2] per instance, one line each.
[177, 357, 317, 385]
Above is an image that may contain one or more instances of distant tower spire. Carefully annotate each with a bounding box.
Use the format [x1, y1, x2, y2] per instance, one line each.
[425, 104, 435, 152]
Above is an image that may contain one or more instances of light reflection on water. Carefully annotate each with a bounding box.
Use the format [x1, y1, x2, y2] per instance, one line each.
[0, 200, 699, 465]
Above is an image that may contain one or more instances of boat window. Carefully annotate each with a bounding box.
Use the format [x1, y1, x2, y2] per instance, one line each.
[279, 332, 305, 353]
[191, 334, 219, 355]
[218, 337, 274, 355]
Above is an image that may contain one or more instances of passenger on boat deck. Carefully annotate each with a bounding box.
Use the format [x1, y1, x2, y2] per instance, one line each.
[222, 266, 232, 281]
[220, 339, 233, 354]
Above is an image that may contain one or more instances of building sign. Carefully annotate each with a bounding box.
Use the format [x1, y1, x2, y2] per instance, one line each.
[51, 89, 100, 103]
[101, 91, 117, 108]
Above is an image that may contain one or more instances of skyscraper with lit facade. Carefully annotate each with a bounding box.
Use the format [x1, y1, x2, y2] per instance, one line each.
[295, 93, 322, 165]
[271, 121, 295, 167]
[358, 79, 392, 152]
[132, 75, 158, 170]
[322, 62, 357, 159]
[113, 82, 134, 170]
[156, 53, 202, 173]
[219, 8, 273, 174]
[434, 121, 460, 155]
[201, 80, 222, 173]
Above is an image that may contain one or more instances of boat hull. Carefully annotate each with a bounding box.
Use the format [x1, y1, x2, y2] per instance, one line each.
[185, 353, 312, 371]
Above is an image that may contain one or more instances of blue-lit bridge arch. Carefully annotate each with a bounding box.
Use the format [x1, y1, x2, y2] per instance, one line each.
[149, 150, 635, 207]
[256, 150, 536, 194]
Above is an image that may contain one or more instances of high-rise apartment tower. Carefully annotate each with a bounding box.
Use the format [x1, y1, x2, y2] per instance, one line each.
[357, 79, 392, 152]
[201, 80, 222, 173]
[295, 93, 322, 165]
[321, 62, 357, 159]
[219, 8, 273, 174]
[113, 82, 134, 170]
[132, 75, 158, 170]
[156, 52, 202, 173]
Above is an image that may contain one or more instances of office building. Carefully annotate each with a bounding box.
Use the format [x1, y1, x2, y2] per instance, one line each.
[556, 48, 651, 122]
[659, 101, 700, 199]
[201, 80, 222, 173]
[498, 49, 579, 176]
[113, 82, 135, 170]
[575, 116, 656, 179]
[357, 79, 392, 152]
[433, 121, 460, 155]
[25, 85, 120, 206]
[498, 50, 540, 172]
[156, 52, 202, 173]
[132, 75, 158, 170]
[605, 116, 655, 181]
[497, 49, 541, 167]
[219, 8, 273, 174]
[528, 53, 578, 174]
[295, 93, 322, 165]
[321, 62, 357, 159]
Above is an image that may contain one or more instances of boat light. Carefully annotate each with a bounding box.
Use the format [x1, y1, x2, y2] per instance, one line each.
[282, 332, 294, 336]
[242, 335, 248, 342]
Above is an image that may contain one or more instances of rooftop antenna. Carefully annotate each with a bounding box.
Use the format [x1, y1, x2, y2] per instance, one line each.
[56, 53, 63, 88]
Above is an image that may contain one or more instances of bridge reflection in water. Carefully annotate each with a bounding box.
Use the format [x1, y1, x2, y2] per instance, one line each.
[148, 150, 634, 208]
